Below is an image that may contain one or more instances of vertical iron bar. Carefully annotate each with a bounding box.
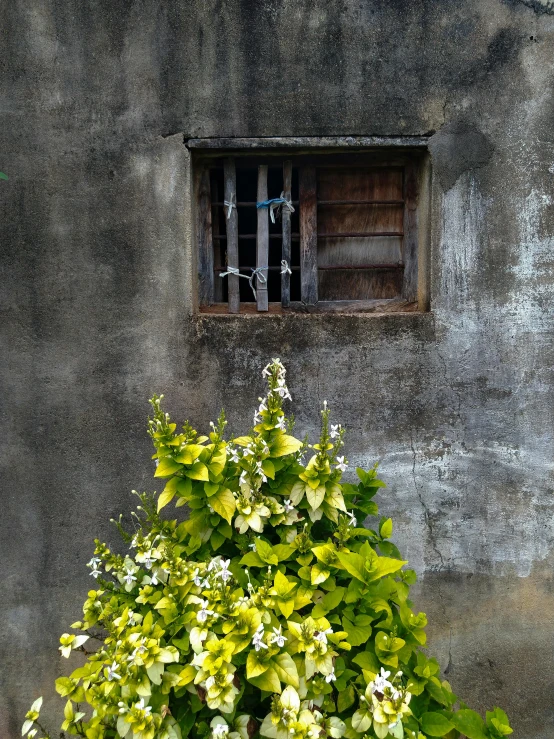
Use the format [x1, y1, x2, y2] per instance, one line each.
[223, 158, 240, 313]
[256, 165, 269, 312]
[281, 160, 292, 307]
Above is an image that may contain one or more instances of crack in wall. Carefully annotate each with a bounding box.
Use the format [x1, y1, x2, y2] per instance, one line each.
[410, 428, 445, 571]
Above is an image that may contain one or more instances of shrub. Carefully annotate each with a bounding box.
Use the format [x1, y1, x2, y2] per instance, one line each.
[22, 360, 512, 739]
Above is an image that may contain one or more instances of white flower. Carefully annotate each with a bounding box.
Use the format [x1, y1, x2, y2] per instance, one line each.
[336, 456, 347, 472]
[197, 599, 215, 623]
[347, 511, 357, 527]
[254, 413, 261, 424]
[371, 668, 393, 694]
[230, 449, 240, 463]
[134, 698, 152, 716]
[252, 625, 268, 651]
[123, 570, 137, 586]
[283, 499, 294, 513]
[325, 670, 336, 683]
[208, 559, 219, 572]
[90, 567, 102, 578]
[330, 424, 340, 439]
[259, 400, 268, 412]
[213, 724, 230, 738]
[218, 559, 232, 582]
[193, 568, 203, 587]
[276, 416, 286, 430]
[88, 557, 101, 567]
[107, 661, 121, 681]
[127, 610, 137, 624]
[270, 626, 287, 648]
[118, 701, 128, 714]
[314, 627, 333, 645]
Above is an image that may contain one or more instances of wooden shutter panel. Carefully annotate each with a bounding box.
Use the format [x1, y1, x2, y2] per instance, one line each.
[317, 167, 404, 301]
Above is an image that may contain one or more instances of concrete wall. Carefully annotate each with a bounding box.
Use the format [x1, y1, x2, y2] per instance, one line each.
[1, 1, 554, 736]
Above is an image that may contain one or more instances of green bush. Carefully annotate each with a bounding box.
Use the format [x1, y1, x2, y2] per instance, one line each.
[22, 360, 512, 739]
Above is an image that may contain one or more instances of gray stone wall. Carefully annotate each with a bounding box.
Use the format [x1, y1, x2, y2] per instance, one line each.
[1, 1, 554, 737]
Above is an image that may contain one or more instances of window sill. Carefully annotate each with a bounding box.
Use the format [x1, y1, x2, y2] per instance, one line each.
[199, 299, 421, 315]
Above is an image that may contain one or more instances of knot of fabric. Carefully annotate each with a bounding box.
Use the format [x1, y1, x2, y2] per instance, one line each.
[220, 265, 268, 300]
[223, 194, 236, 220]
[256, 193, 295, 224]
[280, 260, 292, 275]
[249, 266, 268, 299]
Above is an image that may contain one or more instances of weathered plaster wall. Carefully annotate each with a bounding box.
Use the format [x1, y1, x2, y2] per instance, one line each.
[1, 1, 554, 737]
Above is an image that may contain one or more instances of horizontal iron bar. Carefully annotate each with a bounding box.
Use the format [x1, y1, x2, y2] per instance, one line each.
[318, 231, 403, 238]
[214, 266, 300, 272]
[318, 263, 404, 270]
[213, 201, 299, 207]
[317, 199, 404, 205]
[213, 234, 300, 240]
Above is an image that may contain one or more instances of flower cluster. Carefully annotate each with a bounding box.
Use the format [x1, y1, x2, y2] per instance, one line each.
[22, 360, 512, 739]
[352, 668, 412, 739]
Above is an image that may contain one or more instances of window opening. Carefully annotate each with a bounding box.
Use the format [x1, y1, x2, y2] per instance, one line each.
[196, 150, 424, 314]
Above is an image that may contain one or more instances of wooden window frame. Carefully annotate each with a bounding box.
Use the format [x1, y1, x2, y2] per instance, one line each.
[190, 137, 431, 315]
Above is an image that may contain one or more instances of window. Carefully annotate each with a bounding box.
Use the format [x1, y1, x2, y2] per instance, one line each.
[192, 141, 429, 314]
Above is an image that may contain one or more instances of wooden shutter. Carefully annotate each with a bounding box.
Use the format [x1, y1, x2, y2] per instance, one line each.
[316, 167, 407, 301]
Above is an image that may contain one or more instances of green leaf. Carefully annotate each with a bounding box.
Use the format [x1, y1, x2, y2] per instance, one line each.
[336, 552, 367, 583]
[273, 544, 295, 561]
[311, 562, 330, 585]
[239, 551, 266, 567]
[210, 488, 236, 524]
[352, 651, 380, 673]
[247, 650, 269, 678]
[262, 459, 276, 479]
[337, 685, 356, 712]
[249, 666, 281, 693]
[421, 712, 455, 737]
[342, 615, 372, 647]
[204, 482, 220, 497]
[367, 556, 407, 582]
[306, 485, 326, 510]
[174, 444, 205, 464]
[321, 586, 345, 612]
[146, 662, 164, 685]
[158, 487, 176, 511]
[270, 434, 302, 457]
[210, 529, 225, 550]
[154, 458, 183, 477]
[272, 653, 299, 688]
[256, 538, 279, 565]
[379, 518, 393, 539]
[486, 708, 512, 736]
[451, 710, 488, 739]
[185, 462, 210, 481]
[233, 436, 253, 446]
[0, 172, 8, 181]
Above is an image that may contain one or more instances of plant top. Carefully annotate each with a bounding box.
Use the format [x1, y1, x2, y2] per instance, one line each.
[22, 360, 512, 739]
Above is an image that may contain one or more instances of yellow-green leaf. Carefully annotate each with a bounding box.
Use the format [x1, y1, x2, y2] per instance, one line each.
[157, 488, 176, 512]
[154, 458, 183, 477]
[249, 667, 281, 693]
[247, 650, 270, 678]
[210, 488, 236, 524]
[270, 434, 302, 458]
[306, 485, 326, 511]
[272, 653, 299, 688]
[311, 563, 330, 586]
[185, 462, 210, 481]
